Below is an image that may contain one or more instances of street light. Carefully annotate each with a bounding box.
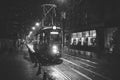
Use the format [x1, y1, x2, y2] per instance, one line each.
[32, 27, 35, 30]
[35, 22, 40, 26]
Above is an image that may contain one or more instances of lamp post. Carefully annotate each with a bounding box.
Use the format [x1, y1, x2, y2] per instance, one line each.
[41, 4, 57, 27]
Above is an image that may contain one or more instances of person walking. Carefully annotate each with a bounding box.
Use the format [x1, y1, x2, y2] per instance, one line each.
[26, 43, 38, 67]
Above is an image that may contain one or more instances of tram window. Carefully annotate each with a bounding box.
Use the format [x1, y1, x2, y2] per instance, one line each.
[38, 32, 46, 43]
[50, 34, 61, 42]
[50, 32, 59, 34]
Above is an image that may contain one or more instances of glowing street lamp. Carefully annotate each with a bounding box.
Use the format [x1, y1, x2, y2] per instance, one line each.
[32, 27, 35, 30]
[35, 22, 40, 26]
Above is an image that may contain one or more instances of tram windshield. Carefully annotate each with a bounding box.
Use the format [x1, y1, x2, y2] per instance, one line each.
[50, 31, 61, 43]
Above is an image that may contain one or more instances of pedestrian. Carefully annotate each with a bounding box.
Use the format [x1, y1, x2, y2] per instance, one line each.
[26, 44, 38, 67]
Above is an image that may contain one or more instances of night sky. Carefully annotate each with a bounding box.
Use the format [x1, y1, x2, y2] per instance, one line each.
[0, 0, 119, 39]
[0, 0, 47, 38]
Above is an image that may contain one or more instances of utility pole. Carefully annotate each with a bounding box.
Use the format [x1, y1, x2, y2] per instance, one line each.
[61, 11, 66, 48]
[41, 4, 57, 27]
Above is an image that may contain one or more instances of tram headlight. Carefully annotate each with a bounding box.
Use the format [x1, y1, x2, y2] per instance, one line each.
[52, 45, 59, 54]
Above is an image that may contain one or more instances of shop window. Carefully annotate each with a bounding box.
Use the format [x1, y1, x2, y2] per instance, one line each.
[70, 30, 97, 47]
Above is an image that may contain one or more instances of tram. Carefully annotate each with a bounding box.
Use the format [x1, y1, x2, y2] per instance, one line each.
[34, 26, 62, 63]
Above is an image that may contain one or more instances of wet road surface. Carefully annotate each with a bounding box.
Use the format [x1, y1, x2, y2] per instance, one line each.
[43, 54, 112, 80]
[0, 50, 119, 80]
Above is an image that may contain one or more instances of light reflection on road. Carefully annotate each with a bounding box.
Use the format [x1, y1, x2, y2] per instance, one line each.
[43, 61, 89, 80]
[41, 56, 111, 80]
[44, 66, 71, 80]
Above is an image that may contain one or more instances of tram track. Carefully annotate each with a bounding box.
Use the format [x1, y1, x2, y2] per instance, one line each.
[48, 66, 72, 80]
[54, 66, 72, 80]
[70, 67, 92, 80]
[62, 58, 111, 80]
[63, 54, 98, 65]
[55, 60, 93, 80]
[61, 58, 97, 73]
[41, 57, 111, 80]
[62, 54, 111, 76]
[61, 57, 96, 69]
